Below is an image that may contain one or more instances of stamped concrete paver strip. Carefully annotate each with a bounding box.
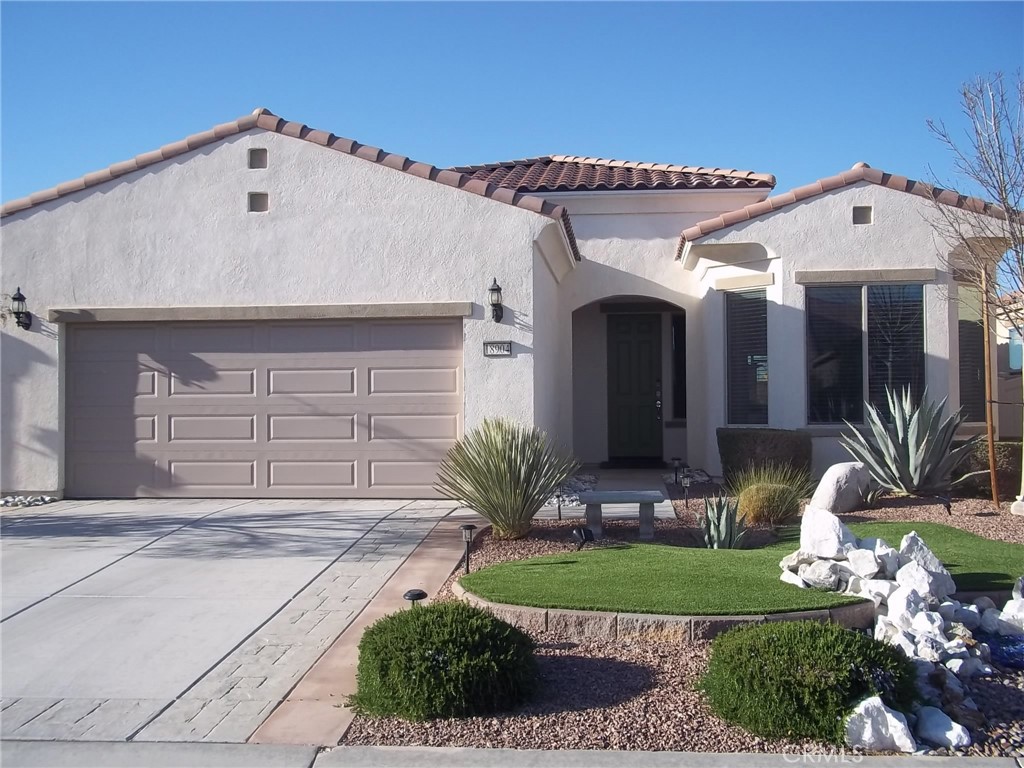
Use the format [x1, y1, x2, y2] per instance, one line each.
[133, 506, 451, 742]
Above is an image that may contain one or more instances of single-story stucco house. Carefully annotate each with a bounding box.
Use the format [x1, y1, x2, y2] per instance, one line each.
[0, 108, 1010, 498]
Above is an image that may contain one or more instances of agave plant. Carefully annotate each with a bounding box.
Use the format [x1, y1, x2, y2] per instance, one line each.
[434, 419, 580, 540]
[840, 387, 981, 498]
[702, 493, 748, 549]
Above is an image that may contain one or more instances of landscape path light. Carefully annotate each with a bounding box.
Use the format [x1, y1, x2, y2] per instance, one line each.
[460, 523, 477, 574]
[403, 589, 427, 608]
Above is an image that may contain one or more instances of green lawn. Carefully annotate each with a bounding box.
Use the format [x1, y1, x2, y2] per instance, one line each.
[460, 522, 1023, 616]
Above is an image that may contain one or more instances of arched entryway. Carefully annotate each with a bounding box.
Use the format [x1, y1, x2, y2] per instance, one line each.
[571, 295, 687, 467]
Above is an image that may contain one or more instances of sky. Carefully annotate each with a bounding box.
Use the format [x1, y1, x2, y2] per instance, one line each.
[2, 1, 1023, 203]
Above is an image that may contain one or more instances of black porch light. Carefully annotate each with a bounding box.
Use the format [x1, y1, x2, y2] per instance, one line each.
[10, 287, 31, 330]
[403, 588, 427, 607]
[460, 523, 477, 574]
[487, 278, 503, 323]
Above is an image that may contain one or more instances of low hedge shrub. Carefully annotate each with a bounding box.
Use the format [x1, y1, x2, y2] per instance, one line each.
[954, 439, 1021, 500]
[701, 621, 917, 744]
[716, 427, 812, 485]
[348, 601, 537, 721]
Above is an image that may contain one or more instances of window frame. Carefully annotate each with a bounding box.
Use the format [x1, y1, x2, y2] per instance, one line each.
[805, 282, 927, 426]
[725, 288, 769, 426]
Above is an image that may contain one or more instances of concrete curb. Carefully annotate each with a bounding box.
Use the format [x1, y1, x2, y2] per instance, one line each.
[451, 582, 876, 641]
[315, 745, 1021, 767]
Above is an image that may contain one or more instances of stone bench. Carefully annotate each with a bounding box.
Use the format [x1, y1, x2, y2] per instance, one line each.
[577, 490, 665, 541]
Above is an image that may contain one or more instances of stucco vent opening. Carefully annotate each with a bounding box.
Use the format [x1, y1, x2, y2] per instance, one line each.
[853, 205, 873, 225]
[248, 148, 268, 169]
[248, 192, 269, 213]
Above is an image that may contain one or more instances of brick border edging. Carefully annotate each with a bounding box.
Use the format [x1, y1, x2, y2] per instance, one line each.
[451, 581, 877, 641]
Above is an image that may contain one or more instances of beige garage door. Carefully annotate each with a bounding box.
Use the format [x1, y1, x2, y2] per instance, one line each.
[65, 319, 463, 498]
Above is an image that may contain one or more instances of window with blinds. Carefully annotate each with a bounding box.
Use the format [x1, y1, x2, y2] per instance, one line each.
[807, 286, 863, 423]
[868, 284, 924, 416]
[726, 290, 768, 424]
[958, 318, 985, 422]
[806, 283, 926, 424]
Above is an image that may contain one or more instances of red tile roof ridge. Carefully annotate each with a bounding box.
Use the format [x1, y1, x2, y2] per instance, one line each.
[2, 108, 581, 261]
[675, 162, 1010, 260]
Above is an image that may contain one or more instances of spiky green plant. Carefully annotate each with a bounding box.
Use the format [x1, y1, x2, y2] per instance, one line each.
[434, 419, 580, 540]
[702, 493, 748, 549]
[840, 387, 981, 497]
[727, 462, 815, 526]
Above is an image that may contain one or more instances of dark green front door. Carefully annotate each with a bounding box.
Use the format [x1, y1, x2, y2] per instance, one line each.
[607, 314, 662, 460]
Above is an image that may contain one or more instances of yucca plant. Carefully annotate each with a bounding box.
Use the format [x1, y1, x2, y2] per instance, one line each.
[840, 387, 981, 497]
[702, 493, 748, 549]
[434, 419, 580, 540]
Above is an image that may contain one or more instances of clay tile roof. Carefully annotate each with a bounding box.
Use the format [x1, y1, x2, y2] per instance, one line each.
[675, 162, 1012, 259]
[449, 155, 776, 193]
[1, 108, 581, 262]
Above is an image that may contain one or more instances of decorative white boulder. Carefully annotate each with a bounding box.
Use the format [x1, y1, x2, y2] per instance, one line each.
[1001, 598, 1024, 629]
[891, 630, 918, 657]
[899, 532, 957, 597]
[799, 560, 840, 590]
[911, 611, 946, 638]
[887, 586, 925, 629]
[799, 506, 858, 559]
[896, 561, 953, 601]
[875, 616, 898, 643]
[953, 605, 981, 631]
[914, 633, 946, 663]
[808, 462, 871, 514]
[861, 537, 901, 579]
[780, 569, 807, 588]
[946, 657, 988, 680]
[937, 600, 960, 621]
[915, 706, 972, 749]
[847, 548, 881, 579]
[862, 579, 898, 606]
[779, 550, 818, 572]
[845, 696, 916, 753]
[1013, 576, 1023, 600]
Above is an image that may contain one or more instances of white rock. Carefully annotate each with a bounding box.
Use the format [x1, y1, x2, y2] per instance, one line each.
[845, 696, 916, 753]
[974, 596, 997, 612]
[953, 605, 981, 630]
[937, 600, 960, 621]
[1013, 576, 1023, 600]
[779, 550, 818, 572]
[915, 706, 971, 749]
[915, 633, 946, 662]
[980, 607, 1015, 634]
[798, 560, 840, 591]
[808, 462, 871, 514]
[780, 569, 807, 588]
[799, 506, 858, 559]
[946, 657, 986, 679]
[1001, 598, 1024, 628]
[911, 611, 946, 638]
[891, 630, 918, 657]
[941, 637, 969, 660]
[896, 561, 952, 601]
[842, 574, 864, 595]
[862, 579, 898, 605]
[846, 548, 881, 579]
[875, 616, 898, 643]
[887, 586, 925, 629]
[899, 532, 957, 597]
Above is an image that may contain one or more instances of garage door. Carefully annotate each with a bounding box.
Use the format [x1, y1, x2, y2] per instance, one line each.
[65, 319, 463, 498]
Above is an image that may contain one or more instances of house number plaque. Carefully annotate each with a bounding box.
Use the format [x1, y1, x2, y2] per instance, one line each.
[483, 341, 512, 357]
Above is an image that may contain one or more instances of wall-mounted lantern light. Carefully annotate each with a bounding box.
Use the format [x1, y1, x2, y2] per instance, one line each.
[10, 287, 31, 330]
[488, 278, 503, 323]
[460, 523, 477, 574]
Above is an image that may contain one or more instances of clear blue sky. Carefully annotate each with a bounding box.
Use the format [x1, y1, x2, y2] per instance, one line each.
[2, 2, 1022, 203]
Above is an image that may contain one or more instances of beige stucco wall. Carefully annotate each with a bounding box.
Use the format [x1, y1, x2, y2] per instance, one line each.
[0, 129, 564, 494]
[690, 181, 989, 476]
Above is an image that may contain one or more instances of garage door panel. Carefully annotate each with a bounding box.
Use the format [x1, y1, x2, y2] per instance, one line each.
[66, 319, 462, 498]
[69, 326, 158, 358]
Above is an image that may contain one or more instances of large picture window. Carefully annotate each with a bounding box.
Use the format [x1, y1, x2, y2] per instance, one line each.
[806, 284, 924, 424]
[726, 290, 768, 424]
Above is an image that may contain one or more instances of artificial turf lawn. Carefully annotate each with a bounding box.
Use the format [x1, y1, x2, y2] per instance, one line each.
[459, 521, 1024, 616]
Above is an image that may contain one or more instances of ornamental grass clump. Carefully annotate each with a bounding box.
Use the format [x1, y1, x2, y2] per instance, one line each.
[348, 601, 537, 721]
[840, 387, 979, 498]
[435, 419, 580, 539]
[728, 462, 815, 526]
[701, 621, 917, 744]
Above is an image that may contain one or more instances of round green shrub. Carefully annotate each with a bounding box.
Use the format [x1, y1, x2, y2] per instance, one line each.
[737, 483, 801, 525]
[348, 601, 537, 721]
[701, 621, 917, 743]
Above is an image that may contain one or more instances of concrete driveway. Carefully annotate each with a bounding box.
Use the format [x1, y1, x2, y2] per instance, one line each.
[1, 498, 454, 742]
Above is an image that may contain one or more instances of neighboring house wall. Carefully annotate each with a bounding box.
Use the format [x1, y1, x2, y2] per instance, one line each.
[996, 316, 1023, 439]
[688, 181, 982, 476]
[0, 129, 565, 494]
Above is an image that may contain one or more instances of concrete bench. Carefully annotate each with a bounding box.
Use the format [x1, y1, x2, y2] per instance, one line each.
[577, 490, 666, 541]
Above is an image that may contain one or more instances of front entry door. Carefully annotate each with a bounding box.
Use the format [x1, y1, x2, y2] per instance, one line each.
[607, 314, 662, 462]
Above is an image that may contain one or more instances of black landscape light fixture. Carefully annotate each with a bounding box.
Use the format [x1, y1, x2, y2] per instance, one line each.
[10, 287, 31, 330]
[460, 523, 477, 574]
[671, 457, 682, 485]
[571, 525, 594, 551]
[403, 588, 427, 608]
[488, 278, 503, 323]
[682, 472, 692, 506]
[555, 486, 563, 521]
